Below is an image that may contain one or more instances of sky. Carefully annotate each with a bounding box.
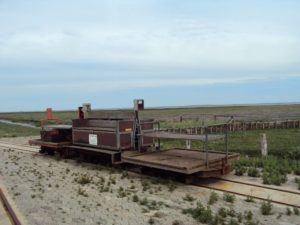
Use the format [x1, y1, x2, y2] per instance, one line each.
[0, 0, 300, 112]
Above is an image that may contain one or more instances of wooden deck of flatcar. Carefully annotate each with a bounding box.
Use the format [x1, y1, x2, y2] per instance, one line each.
[121, 148, 239, 175]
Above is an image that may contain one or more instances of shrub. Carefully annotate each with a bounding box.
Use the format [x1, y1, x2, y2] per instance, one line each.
[244, 210, 253, 220]
[294, 166, 300, 175]
[223, 193, 235, 203]
[77, 187, 88, 197]
[237, 212, 243, 223]
[228, 218, 239, 225]
[167, 181, 177, 192]
[295, 178, 300, 190]
[182, 202, 213, 224]
[172, 220, 183, 225]
[244, 220, 260, 225]
[218, 207, 227, 218]
[260, 199, 273, 215]
[276, 213, 283, 219]
[247, 167, 260, 177]
[141, 180, 151, 192]
[262, 169, 287, 186]
[139, 197, 148, 206]
[212, 216, 222, 225]
[293, 207, 299, 215]
[132, 194, 139, 202]
[208, 192, 218, 205]
[227, 208, 236, 217]
[245, 194, 255, 203]
[121, 171, 128, 179]
[74, 174, 93, 185]
[235, 165, 247, 176]
[147, 200, 160, 211]
[117, 187, 127, 198]
[286, 207, 292, 216]
[148, 218, 155, 225]
[183, 194, 195, 202]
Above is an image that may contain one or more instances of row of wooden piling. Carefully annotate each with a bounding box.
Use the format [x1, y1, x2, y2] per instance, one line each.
[161, 120, 300, 134]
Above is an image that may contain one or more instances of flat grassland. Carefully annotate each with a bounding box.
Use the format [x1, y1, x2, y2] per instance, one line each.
[0, 103, 300, 124]
[0, 123, 39, 137]
[0, 104, 299, 157]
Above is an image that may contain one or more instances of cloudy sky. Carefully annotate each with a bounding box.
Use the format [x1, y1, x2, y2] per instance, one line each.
[1, 0, 300, 112]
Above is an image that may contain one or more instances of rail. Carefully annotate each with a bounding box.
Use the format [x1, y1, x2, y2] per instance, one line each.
[0, 188, 22, 225]
[194, 177, 300, 208]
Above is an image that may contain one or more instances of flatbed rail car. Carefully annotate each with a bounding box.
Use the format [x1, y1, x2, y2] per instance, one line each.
[29, 99, 240, 178]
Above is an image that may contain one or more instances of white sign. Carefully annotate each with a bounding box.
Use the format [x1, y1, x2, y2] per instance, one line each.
[89, 134, 98, 146]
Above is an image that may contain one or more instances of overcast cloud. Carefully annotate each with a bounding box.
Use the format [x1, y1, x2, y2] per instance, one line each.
[0, 0, 299, 111]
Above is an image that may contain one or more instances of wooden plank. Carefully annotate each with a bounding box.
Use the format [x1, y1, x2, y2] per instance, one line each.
[122, 149, 239, 174]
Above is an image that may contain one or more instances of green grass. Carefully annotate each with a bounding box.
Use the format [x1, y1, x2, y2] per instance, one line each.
[225, 129, 300, 157]
[0, 111, 77, 126]
[1, 104, 299, 126]
[0, 105, 299, 154]
[233, 156, 300, 185]
[160, 129, 300, 158]
[140, 104, 300, 119]
[0, 122, 40, 138]
[159, 119, 226, 129]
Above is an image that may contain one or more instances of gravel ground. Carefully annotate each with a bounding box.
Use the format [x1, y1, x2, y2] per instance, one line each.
[0, 137, 299, 225]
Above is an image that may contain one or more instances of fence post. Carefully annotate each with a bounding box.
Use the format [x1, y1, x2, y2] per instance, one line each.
[261, 133, 268, 157]
[205, 129, 209, 168]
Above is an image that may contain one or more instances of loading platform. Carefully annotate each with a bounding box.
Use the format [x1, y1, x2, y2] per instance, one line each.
[122, 149, 239, 175]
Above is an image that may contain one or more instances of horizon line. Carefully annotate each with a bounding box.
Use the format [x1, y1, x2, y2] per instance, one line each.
[1, 101, 300, 114]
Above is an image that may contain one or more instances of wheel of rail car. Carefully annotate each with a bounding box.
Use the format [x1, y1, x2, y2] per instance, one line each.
[39, 146, 47, 154]
[39, 146, 55, 155]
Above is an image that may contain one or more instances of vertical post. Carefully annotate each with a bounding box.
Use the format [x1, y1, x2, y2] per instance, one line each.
[47, 108, 53, 120]
[186, 140, 191, 149]
[186, 129, 191, 149]
[205, 129, 209, 168]
[225, 125, 228, 162]
[116, 122, 120, 149]
[134, 110, 141, 151]
[158, 122, 161, 150]
[261, 133, 268, 157]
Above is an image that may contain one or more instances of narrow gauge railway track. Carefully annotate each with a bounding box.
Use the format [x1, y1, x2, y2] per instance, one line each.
[195, 177, 300, 208]
[0, 188, 22, 225]
[1, 142, 299, 208]
[0, 142, 40, 154]
[217, 177, 300, 195]
[0, 141, 40, 149]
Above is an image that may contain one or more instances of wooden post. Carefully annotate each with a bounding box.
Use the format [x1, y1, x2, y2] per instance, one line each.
[225, 125, 229, 162]
[261, 133, 268, 157]
[186, 140, 191, 149]
[205, 129, 209, 168]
